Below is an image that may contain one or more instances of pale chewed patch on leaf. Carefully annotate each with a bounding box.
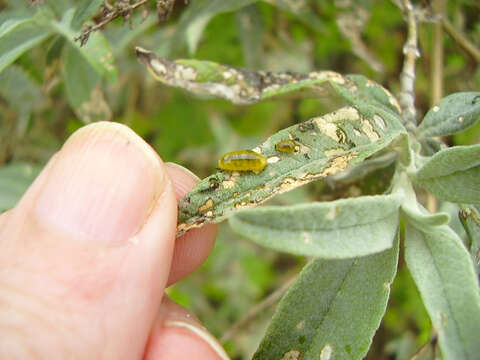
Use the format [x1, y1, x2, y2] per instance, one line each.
[320, 344, 333, 360]
[281, 350, 301, 360]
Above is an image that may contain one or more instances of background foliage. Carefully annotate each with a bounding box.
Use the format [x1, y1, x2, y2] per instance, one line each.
[1, 0, 479, 359]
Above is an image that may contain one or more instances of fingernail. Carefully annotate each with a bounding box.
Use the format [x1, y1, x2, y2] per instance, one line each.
[165, 162, 200, 181]
[163, 318, 230, 360]
[34, 122, 164, 245]
[159, 297, 230, 360]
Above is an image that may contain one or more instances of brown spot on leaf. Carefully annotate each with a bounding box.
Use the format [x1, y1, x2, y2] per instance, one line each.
[198, 198, 215, 214]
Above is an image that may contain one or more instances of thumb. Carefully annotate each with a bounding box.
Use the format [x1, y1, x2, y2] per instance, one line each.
[0, 122, 177, 359]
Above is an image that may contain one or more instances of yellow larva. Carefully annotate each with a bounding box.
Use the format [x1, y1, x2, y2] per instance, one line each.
[275, 139, 298, 153]
[218, 150, 267, 173]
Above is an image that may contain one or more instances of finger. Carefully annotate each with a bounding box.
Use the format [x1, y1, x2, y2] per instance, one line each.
[144, 296, 229, 360]
[164, 163, 217, 285]
[0, 122, 177, 359]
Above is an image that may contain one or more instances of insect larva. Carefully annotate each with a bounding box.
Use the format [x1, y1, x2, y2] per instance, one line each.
[218, 150, 267, 173]
[275, 139, 298, 153]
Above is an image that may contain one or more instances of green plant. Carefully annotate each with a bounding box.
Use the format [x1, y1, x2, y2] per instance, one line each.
[1, 0, 480, 359]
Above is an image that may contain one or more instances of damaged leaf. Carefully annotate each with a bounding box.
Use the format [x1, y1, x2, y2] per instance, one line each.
[136, 47, 401, 114]
[135, 48, 406, 236]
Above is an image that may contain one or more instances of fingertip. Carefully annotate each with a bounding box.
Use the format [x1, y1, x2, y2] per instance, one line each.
[164, 162, 218, 284]
[165, 162, 200, 201]
[167, 224, 217, 285]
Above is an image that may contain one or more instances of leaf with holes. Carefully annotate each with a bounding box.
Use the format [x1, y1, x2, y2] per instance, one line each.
[253, 237, 399, 360]
[135, 49, 406, 236]
[136, 48, 402, 114]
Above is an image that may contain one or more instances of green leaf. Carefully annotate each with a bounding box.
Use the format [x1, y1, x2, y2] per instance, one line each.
[45, 35, 66, 65]
[0, 15, 52, 73]
[236, 4, 264, 68]
[0, 64, 43, 133]
[173, 0, 260, 54]
[229, 194, 401, 258]
[62, 44, 98, 114]
[414, 145, 480, 204]
[0, 162, 42, 211]
[0, 64, 43, 111]
[62, 44, 111, 123]
[71, 0, 104, 30]
[418, 92, 480, 137]
[404, 217, 480, 360]
[266, 0, 324, 33]
[253, 237, 399, 359]
[401, 205, 450, 227]
[459, 205, 480, 275]
[51, 8, 117, 82]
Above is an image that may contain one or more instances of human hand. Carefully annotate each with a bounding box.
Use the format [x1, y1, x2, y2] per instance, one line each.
[0, 122, 227, 359]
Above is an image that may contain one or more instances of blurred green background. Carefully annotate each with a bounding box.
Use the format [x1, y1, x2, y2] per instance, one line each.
[0, 0, 479, 358]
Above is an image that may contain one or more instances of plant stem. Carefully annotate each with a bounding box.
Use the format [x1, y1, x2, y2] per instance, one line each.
[398, 0, 420, 126]
[431, 0, 445, 106]
[75, 0, 151, 46]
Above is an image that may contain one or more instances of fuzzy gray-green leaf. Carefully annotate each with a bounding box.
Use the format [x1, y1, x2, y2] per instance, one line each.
[229, 194, 401, 258]
[418, 92, 480, 137]
[253, 237, 399, 360]
[404, 217, 480, 360]
[415, 145, 480, 204]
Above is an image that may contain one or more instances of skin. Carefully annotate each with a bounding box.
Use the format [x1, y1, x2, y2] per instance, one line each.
[0, 122, 227, 360]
